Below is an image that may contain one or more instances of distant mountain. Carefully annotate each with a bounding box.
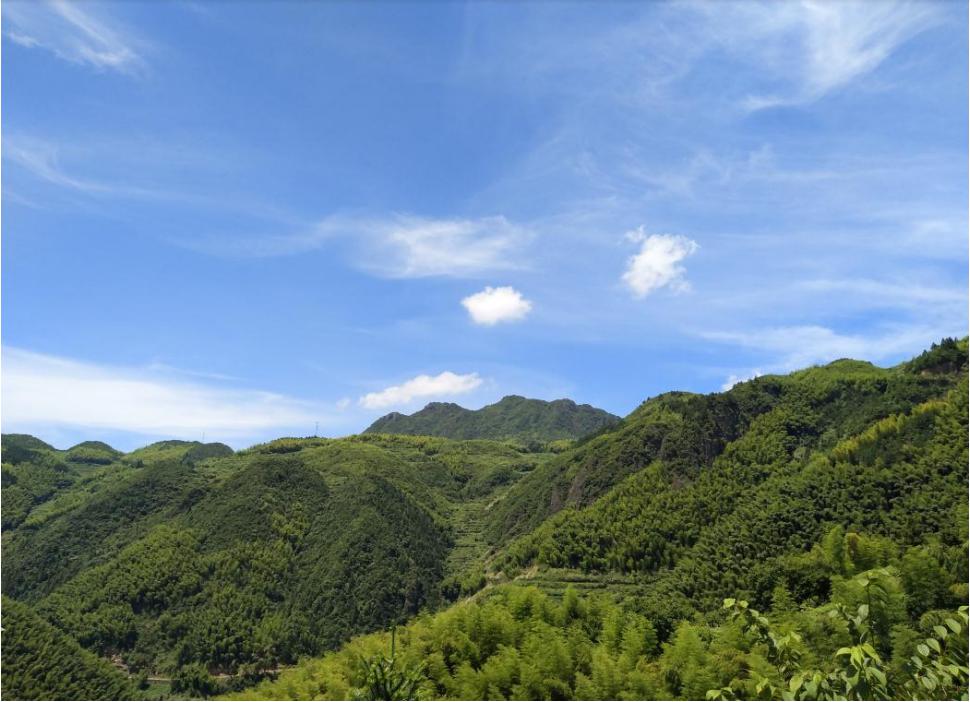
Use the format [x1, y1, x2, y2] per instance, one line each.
[364, 395, 620, 442]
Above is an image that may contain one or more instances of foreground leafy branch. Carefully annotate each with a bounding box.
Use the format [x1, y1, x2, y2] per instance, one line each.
[708, 571, 969, 701]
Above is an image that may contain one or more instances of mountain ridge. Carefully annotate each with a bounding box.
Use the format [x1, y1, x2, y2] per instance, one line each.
[364, 394, 620, 442]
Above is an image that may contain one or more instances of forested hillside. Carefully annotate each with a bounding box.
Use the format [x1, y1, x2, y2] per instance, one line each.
[2, 596, 136, 700]
[1, 432, 552, 696]
[365, 395, 619, 442]
[2, 338, 967, 701]
[228, 338, 970, 700]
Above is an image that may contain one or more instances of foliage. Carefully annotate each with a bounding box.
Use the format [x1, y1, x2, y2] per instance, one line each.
[171, 663, 220, 700]
[492, 356, 967, 617]
[2, 432, 548, 684]
[707, 586, 969, 700]
[351, 629, 426, 700]
[226, 545, 968, 701]
[1, 596, 136, 700]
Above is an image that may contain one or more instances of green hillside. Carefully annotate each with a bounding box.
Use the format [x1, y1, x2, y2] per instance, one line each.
[226, 338, 969, 700]
[1, 596, 136, 700]
[1, 432, 551, 689]
[2, 338, 967, 701]
[364, 395, 619, 442]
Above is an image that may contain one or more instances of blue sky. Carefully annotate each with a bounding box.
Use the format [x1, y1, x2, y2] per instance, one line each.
[2, 0, 967, 450]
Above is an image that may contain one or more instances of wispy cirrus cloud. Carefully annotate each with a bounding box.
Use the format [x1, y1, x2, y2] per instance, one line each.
[2, 0, 146, 75]
[798, 279, 967, 308]
[359, 371, 482, 410]
[701, 323, 956, 383]
[703, 0, 940, 110]
[1, 347, 332, 443]
[2, 134, 307, 226]
[3, 137, 115, 193]
[193, 213, 532, 279]
[457, 1, 938, 115]
[4, 134, 532, 280]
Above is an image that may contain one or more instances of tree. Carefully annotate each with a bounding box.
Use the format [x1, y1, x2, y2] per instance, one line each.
[172, 662, 220, 700]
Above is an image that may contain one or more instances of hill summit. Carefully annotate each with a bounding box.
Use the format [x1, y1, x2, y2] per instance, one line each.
[364, 394, 619, 442]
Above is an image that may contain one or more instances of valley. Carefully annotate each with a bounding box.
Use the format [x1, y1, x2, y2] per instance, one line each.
[2, 338, 968, 700]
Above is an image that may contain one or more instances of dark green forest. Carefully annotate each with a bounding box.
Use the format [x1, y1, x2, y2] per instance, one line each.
[2, 338, 967, 700]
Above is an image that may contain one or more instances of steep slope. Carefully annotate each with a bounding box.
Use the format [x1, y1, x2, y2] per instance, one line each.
[365, 395, 619, 442]
[1, 432, 551, 687]
[484, 348, 961, 547]
[226, 340, 969, 701]
[1, 596, 136, 701]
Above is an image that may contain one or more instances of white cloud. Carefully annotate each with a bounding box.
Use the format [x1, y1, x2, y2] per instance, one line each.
[193, 213, 531, 279]
[701, 324, 949, 372]
[359, 371, 482, 410]
[2, 0, 145, 74]
[717, 0, 939, 110]
[721, 369, 763, 391]
[1, 347, 325, 440]
[376, 215, 527, 278]
[622, 229, 699, 298]
[462, 286, 532, 325]
[3, 137, 111, 193]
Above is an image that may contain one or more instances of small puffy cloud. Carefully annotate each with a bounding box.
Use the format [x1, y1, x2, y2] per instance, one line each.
[622, 229, 699, 298]
[462, 286, 532, 325]
[359, 371, 482, 410]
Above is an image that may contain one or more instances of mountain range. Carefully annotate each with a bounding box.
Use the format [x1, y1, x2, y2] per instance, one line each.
[1, 337, 967, 701]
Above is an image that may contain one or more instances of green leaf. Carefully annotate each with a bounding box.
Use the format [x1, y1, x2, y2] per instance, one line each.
[945, 618, 962, 634]
[926, 638, 941, 654]
[934, 625, 948, 639]
[918, 644, 930, 657]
